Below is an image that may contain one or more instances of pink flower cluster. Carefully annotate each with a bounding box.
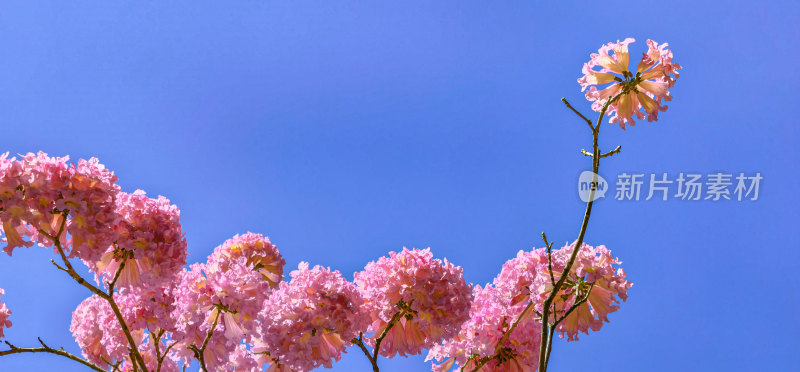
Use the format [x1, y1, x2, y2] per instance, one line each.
[258, 262, 370, 371]
[579, 38, 681, 129]
[93, 190, 187, 288]
[549, 243, 633, 341]
[428, 244, 631, 371]
[355, 248, 473, 358]
[207, 232, 285, 288]
[0, 152, 120, 259]
[71, 295, 128, 367]
[170, 234, 285, 370]
[0, 288, 11, 339]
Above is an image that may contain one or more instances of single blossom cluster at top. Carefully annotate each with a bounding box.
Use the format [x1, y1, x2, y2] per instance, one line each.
[355, 248, 474, 358]
[578, 38, 681, 129]
[258, 262, 370, 372]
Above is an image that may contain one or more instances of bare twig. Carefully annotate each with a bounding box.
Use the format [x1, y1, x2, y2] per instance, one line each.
[542, 232, 556, 286]
[600, 145, 622, 159]
[561, 98, 594, 132]
[0, 339, 105, 372]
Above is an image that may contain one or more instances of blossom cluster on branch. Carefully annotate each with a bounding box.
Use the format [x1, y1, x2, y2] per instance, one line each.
[0, 37, 681, 371]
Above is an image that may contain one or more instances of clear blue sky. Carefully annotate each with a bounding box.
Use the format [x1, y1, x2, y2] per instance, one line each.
[0, 1, 797, 371]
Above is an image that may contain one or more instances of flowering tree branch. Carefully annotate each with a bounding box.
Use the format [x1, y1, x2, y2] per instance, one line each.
[0, 338, 105, 372]
[536, 96, 621, 372]
[352, 300, 415, 372]
[39, 211, 150, 372]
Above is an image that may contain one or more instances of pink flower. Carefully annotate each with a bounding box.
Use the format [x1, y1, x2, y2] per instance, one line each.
[549, 243, 633, 341]
[92, 190, 187, 288]
[0, 153, 121, 259]
[428, 249, 551, 371]
[259, 262, 369, 372]
[427, 284, 541, 372]
[0, 288, 11, 339]
[171, 257, 272, 370]
[579, 38, 682, 129]
[207, 232, 285, 288]
[355, 248, 473, 358]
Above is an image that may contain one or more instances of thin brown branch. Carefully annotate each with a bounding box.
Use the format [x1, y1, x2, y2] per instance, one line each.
[351, 334, 379, 372]
[542, 232, 556, 286]
[108, 255, 127, 291]
[0, 339, 105, 372]
[561, 98, 594, 132]
[372, 309, 404, 362]
[600, 145, 622, 158]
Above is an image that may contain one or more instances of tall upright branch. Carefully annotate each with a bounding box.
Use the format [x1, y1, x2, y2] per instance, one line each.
[537, 96, 620, 372]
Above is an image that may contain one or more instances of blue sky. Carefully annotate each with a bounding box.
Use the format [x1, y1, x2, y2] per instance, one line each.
[0, 1, 798, 371]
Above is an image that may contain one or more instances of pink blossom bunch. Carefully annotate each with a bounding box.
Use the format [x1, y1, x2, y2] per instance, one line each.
[0, 288, 11, 338]
[221, 344, 262, 372]
[93, 190, 187, 288]
[207, 232, 285, 288]
[171, 256, 272, 370]
[548, 243, 633, 341]
[169, 264, 239, 370]
[259, 262, 370, 371]
[0, 152, 121, 260]
[70, 295, 128, 367]
[427, 249, 552, 372]
[427, 284, 542, 372]
[116, 284, 179, 335]
[578, 38, 681, 129]
[355, 248, 473, 357]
